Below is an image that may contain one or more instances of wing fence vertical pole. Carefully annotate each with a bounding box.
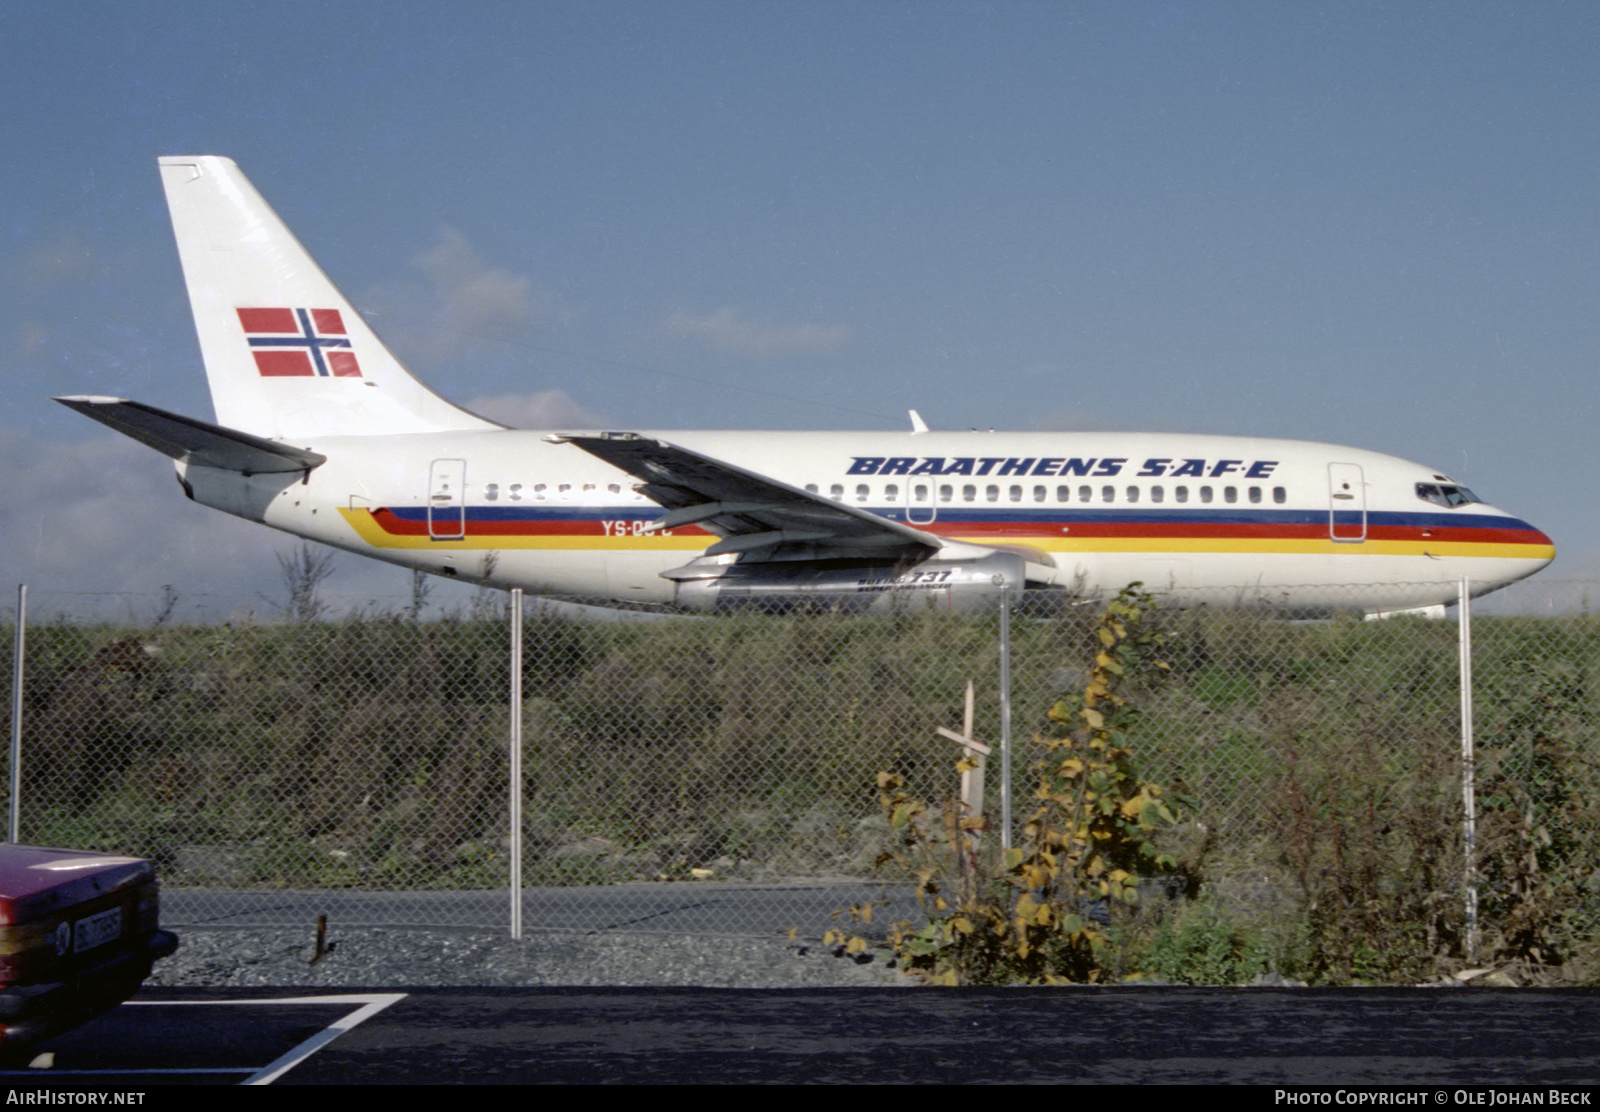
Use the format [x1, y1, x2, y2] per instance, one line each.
[8, 585, 24, 844]
[509, 588, 524, 940]
[1458, 576, 1478, 963]
[998, 583, 1013, 850]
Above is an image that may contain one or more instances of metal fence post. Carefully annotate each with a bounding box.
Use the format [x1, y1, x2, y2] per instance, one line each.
[1458, 576, 1478, 963]
[509, 588, 523, 940]
[998, 583, 1013, 850]
[9, 584, 24, 844]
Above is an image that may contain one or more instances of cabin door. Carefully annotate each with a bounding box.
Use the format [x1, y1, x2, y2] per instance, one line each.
[1328, 463, 1366, 542]
[428, 459, 467, 540]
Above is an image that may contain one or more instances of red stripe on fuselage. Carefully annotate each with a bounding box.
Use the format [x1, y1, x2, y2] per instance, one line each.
[362, 508, 1546, 548]
[915, 520, 1548, 546]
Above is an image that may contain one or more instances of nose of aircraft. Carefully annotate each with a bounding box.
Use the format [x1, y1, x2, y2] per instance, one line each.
[1502, 512, 1556, 578]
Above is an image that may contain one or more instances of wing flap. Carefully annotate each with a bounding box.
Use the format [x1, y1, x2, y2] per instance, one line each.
[551, 432, 941, 560]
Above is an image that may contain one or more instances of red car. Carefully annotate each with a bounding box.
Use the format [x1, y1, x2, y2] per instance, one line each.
[0, 845, 178, 1055]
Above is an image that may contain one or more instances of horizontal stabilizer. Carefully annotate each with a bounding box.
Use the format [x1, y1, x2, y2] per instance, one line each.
[54, 396, 326, 474]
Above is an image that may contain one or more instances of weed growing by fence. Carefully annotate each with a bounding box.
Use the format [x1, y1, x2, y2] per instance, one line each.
[835, 587, 1191, 985]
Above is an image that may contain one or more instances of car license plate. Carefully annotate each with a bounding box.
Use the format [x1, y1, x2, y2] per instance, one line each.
[73, 907, 123, 954]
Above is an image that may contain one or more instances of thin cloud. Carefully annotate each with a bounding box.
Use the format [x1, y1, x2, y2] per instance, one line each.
[10, 320, 50, 362]
[0, 428, 275, 597]
[1, 427, 426, 618]
[465, 389, 608, 430]
[17, 233, 98, 290]
[361, 227, 571, 368]
[663, 307, 853, 357]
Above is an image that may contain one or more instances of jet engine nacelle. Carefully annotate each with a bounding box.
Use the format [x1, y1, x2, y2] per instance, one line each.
[671, 552, 1027, 614]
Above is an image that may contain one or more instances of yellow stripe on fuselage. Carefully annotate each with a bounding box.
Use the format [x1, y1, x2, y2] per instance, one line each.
[340, 509, 1551, 563]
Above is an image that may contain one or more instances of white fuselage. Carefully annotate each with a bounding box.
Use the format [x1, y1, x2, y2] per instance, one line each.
[178, 427, 1555, 613]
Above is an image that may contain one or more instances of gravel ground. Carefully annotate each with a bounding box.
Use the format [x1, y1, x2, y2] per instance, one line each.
[145, 927, 914, 989]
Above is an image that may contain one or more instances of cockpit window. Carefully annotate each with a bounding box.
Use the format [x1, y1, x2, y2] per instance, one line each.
[1416, 482, 1483, 508]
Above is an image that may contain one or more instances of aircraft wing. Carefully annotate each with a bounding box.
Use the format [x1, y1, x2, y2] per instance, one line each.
[54, 396, 326, 474]
[550, 432, 942, 560]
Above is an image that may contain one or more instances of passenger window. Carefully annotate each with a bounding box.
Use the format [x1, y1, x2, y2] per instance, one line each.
[986, 485, 999, 503]
[511, 483, 524, 501]
[1009, 485, 1022, 503]
[830, 484, 844, 500]
[939, 484, 952, 503]
[1224, 486, 1237, 504]
[963, 484, 977, 502]
[485, 483, 499, 502]
[1151, 486, 1164, 504]
[533, 483, 546, 499]
[1079, 485, 1092, 503]
[1033, 485, 1047, 503]
[1126, 486, 1140, 503]
[1175, 486, 1188, 503]
[1200, 487, 1213, 504]
[806, 483, 818, 493]
[1057, 485, 1071, 502]
[1274, 487, 1286, 504]
[885, 484, 899, 502]
[608, 483, 621, 494]
[1248, 486, 1262, 504]
[1101, 486, 1115, 503]
[856, 484, 870, 503]
[913, 484, 929, 503]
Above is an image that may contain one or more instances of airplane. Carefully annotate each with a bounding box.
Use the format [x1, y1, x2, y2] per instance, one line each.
[57, 156, 1554, 616]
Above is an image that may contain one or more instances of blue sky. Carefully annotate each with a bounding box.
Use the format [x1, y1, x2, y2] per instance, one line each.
[3, 1, 1596, 616]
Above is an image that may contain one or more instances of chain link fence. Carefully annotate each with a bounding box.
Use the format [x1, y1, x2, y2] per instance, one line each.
[1, 579, 1596, 962]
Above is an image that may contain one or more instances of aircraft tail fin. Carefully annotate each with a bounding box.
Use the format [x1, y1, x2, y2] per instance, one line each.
[158, 156, 501, 439]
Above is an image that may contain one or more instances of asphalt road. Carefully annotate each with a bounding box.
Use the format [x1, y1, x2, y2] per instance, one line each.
[8, 985, 1600, 1086]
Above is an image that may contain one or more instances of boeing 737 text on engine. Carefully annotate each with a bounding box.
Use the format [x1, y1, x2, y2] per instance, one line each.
[57, 157, 1554, 615]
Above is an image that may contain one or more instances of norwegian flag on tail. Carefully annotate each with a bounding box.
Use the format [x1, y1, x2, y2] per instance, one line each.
[236, 308, 363, 378]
